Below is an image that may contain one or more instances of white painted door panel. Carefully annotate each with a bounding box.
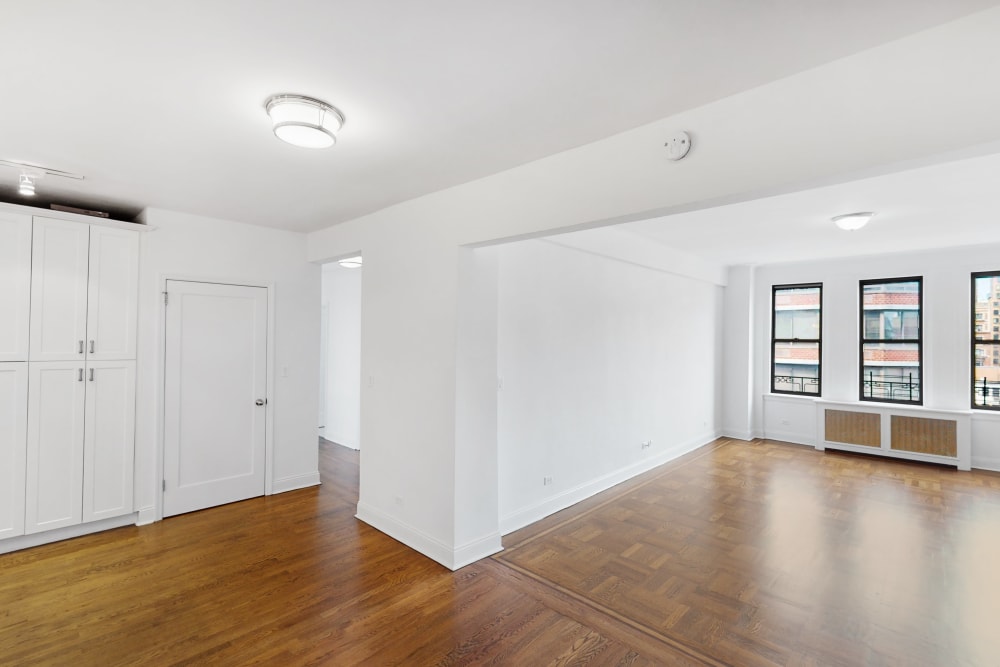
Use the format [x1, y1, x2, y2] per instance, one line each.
[0, 212, 32, 361]
[25, 361, 86, 534]
[29, 218, 90, 362]
[0, 363, 28, 539]
[86, 227, 139, 361]
[83, 361, 135, 523]
[163, 281, 267, 517]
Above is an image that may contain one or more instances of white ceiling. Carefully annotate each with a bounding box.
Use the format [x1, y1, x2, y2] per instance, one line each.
[621, 151, 1000, 266]
[1, 1, 997, 231]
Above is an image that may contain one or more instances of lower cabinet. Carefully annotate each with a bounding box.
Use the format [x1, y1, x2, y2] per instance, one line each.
[0, 363, 28, 540]
[24, 360, 135, 535]
[83, 362, 136, 523]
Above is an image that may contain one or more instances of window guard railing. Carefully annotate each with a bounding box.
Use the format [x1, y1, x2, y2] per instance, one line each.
[773, 375, 820, 394]
[974, 377, 1000, 407]
[862, 371, 918, 402]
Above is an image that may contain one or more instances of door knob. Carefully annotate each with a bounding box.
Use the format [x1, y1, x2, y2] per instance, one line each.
[255, 399, 266, 406]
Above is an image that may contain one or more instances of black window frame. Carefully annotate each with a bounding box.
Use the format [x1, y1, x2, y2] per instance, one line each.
[771, 282, 822, 396]
[971, 271, 1000, 410]
[859, 276, 923, 405]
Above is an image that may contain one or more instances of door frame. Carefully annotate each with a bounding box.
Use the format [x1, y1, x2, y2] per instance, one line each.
[154, 274, 275, 522]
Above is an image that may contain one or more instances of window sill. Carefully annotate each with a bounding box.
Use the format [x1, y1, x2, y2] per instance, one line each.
[765, 393, 818, 403]
[814, 398, 971, 417]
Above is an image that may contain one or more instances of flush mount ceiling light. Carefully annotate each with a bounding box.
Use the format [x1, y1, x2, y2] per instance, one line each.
[18, 172, 36, 196]
[338, 256, 363, 269]
[265, 94, 344, 149]
[832, 212, 875, 231]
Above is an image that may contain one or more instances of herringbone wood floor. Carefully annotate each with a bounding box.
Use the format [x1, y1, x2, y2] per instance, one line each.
[2, 437, 999, 665]
[498, 439, 1000, 666]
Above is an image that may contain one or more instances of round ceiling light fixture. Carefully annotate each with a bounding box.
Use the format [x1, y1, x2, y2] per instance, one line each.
[338, 256, 363, 269]
[265, 94, 344, 149]
[832, 212, 875, 231]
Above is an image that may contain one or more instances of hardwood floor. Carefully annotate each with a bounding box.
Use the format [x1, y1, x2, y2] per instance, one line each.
[2, 437, 999, 665]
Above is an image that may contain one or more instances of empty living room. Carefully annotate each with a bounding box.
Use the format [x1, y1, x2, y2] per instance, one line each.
[3, 3, 1000, 665]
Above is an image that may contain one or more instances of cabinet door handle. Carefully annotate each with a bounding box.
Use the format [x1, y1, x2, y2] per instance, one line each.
[78, 368, 83, 382]
[78, 340, 84, 354]
[89, 340, 95, 354]
[89, 368, 94, 382]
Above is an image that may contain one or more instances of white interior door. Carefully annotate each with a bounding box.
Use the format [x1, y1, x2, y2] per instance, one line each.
[25, 361, 86, 534]
[83, 361, 136, 523]
[0, 363, 28, 539]
[163, 280, 267, 517]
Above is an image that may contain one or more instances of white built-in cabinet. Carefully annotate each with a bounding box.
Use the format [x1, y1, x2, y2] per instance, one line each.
[0, 212, 32, 361]
[29, 218, 139, 362]
[0, 209, 139, 545]
[0, 363, 28, 540]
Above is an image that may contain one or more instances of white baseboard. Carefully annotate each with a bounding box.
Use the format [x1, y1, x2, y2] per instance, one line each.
[355, 502, 501, 571]
[272, 471, 321, 494]
[499, 432, 714, 536]
[721, 428, 754, 440]
[972, 456, 1000, 472]
[762, 429, 815, 446]
[356, 502, 450, 569]
[0, 514, 136, 555]
[136, 506, 157, 526]
[452, 532, 504, 570]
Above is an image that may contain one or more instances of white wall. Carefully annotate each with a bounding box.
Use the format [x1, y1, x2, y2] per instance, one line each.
[750, 242, 1000, 470]
[320, 263, 361, 449]
[497, 238, 722, 533]
[453, 247, 500, 566]
[134, 208, 320, 522]
[721, 265, 755, 440]
[306, 10, 1000, 568]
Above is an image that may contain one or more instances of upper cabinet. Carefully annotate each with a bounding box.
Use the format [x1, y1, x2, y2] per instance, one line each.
[29, 218, 139, 362]
[0, 212, 33, 361]
[86, 226, 140, 361]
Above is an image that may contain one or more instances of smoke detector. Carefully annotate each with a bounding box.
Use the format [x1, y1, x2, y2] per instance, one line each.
[664, 131, 692, 161]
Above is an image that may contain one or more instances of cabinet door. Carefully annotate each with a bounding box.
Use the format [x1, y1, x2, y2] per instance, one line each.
[0, 363, 28, 539]
[86, 227, 139, 361]
[29, 218, 90, 361]
[0, 212, 32, 361]
[25, 362, 86, 534]
[83, 361, 135, 522]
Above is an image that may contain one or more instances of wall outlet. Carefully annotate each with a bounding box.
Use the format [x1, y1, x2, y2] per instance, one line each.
[394, 495, 404, 507]
[780, 419, 791, 426]
[641, 440, 652, 449]
[543, 476, 553, 486]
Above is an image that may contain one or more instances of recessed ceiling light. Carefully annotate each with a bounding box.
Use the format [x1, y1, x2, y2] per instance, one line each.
[338, 256, 363, 269]
[265, 94, 344, 149]
[832, 212, 875, 231]
[18, 172, 36, 196]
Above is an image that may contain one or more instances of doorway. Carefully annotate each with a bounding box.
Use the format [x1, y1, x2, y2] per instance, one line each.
[319, 261, 361, 450]
[162, 280, 268, 516]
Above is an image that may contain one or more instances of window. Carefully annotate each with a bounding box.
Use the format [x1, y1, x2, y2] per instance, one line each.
[860, 277, 922, 404]
[771, 283, 822, 395]
[972, 271, 1000, 409]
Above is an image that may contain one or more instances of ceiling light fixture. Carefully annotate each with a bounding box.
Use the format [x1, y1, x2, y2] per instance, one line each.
[338, 256, 363, 269]
[1, 159, 83, 198]
[265, 94, 344, 149]
[832, 212, 875, 231]
[18, 172, 36, 196]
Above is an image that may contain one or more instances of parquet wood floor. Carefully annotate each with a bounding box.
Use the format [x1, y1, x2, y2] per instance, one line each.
[2, 437, 999, 665]
[498, 438, 1000, 666]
